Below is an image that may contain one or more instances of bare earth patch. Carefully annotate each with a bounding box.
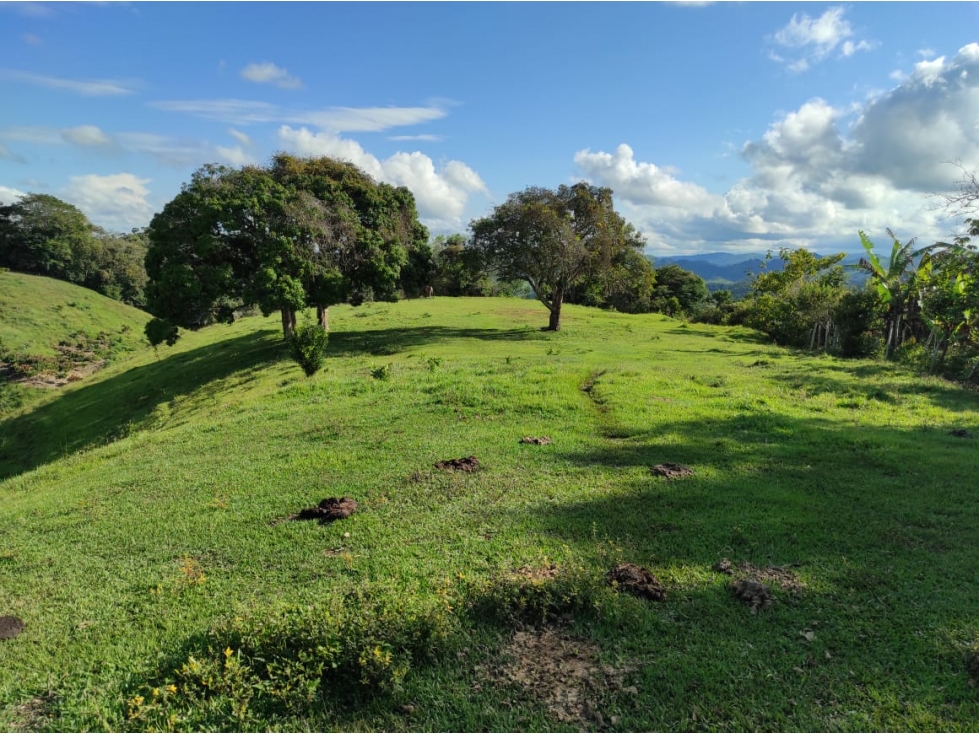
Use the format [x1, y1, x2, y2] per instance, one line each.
[519, 436, 553, 445]
[489, 628, 638, 726]
[731, 579, 774, 614]
[0, 615, 24, 640]
[5, 695, 51, 732]
[289, 497, 358, 524]
[512, 564, 561, 582]
[434, 456, 480, 472]
[606, 563, 667, 601]
[650, 463, 694, 479]
[950, 428, 974, 438]
[714, 558, 805, 595]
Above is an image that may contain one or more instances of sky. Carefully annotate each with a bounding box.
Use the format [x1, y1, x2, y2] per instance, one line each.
[2, 2, 979, 256]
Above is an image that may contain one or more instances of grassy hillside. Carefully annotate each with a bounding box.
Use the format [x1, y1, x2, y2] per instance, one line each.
[0, 270, 151, 358]
[2, 297, 979, 731]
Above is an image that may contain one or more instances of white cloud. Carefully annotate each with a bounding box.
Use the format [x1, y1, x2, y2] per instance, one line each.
[240, 62, 302, 90]
[770, 7, 874, 72]
[61, 125, 113, 147]
[215, 145, 254, 167]
[574, 45, 979, 254]
[150, 98, 446, 132]
[228, 128, 251, 147]
[63, 173, 153, 231]
[277, 125, 486, 227]
[0, 68, 137, 96]
[0, 185, 26, 203]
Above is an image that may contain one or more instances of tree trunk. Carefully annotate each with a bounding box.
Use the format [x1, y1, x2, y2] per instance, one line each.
[281, 308, 297, 340]
[317, 305, 329, 331]
[546, 288, 564, 331]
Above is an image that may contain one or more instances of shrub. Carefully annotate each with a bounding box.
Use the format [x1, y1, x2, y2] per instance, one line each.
[288, 323, 329, 377]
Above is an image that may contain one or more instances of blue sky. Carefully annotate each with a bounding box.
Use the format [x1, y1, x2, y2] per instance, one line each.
[2, 2, 979, 255]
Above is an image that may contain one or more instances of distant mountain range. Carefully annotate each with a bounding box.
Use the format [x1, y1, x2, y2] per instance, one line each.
[648, 251, 869, 297]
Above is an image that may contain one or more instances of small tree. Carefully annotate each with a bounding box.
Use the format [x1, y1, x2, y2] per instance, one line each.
[470, 184, 643, 330]
[288, 320, 330, 376]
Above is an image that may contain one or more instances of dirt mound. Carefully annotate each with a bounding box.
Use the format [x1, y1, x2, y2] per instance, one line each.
[950, 428, 973, 438]
[434, 456, 480, 472]
[0, 615, 25, 640]
[714, 558, 804, 595]
[292, 497, 357, 524]
[651, 463, 693, 479]
[732, 578, 774, 614]
[519, 436, 552, 445]
[606, 563, 667, 601]
[512, 564, 561, 582]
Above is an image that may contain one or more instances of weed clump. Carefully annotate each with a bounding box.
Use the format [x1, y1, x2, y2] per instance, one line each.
[288, 324, 329, 377]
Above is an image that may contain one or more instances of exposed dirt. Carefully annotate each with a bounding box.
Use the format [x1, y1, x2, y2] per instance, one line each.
[950, 428, 974, 438]
[290, 497, 357, 524]
[715, 558, 805, 595]
[606, 563, 667, 601]
[966, 652, 979, 685]
[519, 436, 552, 445]
[0, 615, 25, 640]
[732, 578, 774, 614]
[487, 627, 639, 726]
[650, 463, 694, 479]
[5, 695, 51, 732]
[434, 456, 480, 472]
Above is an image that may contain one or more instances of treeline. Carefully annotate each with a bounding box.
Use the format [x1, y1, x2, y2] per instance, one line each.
[0, 194, 149, 308]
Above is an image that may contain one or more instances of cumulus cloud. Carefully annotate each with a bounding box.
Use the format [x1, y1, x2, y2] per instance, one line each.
[63, 172, 153, 231]
[770, 7, 874, 72]
[575, 44, 979, 254]
[0, 68, 137, 95]
[240, 62, 302, 90]
[277, 125, 486, 227]
[0, 185, 26, 203]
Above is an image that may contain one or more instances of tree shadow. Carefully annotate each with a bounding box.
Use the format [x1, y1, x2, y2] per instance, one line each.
[0, 328, 285, 480]
[326, 325, 549, 357]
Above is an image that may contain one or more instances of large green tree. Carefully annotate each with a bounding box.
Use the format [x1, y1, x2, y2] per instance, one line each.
[469, 183, 644, 331]
[0, 193, 97, 283]
[144, 155, 428, 343]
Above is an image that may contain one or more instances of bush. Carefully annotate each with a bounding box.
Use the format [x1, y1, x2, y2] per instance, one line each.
[288, 323, 329, 377]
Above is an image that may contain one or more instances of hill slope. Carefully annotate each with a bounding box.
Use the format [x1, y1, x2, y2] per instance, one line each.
[2, 298, 979, 731]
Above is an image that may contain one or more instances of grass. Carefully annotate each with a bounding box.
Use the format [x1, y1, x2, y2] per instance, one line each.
[2, 296, 979, 731]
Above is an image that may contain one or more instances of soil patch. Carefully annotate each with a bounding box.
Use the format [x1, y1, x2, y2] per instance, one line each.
[512, 564, 561, 582]
[651, 463, 693, 479]
[290, 497, 357, 524]
[519, 436, 552, 445]
[434, 456, 480, 472]
[714, 558, 805, 595]
[488, 627, 637, 726]
[950, 428, 973, 438]
[6, 695, 51, 732]
[731, 578, 774, 614]
[606, 563, 667, 601]
[0, 615, 25, 640]
[966, 652, 979, 685]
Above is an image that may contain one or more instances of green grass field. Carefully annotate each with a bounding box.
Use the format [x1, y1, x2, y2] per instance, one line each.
[2, 296, 979, 731]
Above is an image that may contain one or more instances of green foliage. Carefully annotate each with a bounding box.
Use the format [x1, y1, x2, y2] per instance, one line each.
[370, 363, 392, 380]
[287, 322, 329, 377]
[649, 263, 709, 316]
[833, 287, 885, 358]
[0, 194, 148, 306]
[470, 183, 645, 330]
[432, 234, 494, 296]
[145, 155, 427, 343]
[745, 248, 847, 348]
[144, 318, 179, 348]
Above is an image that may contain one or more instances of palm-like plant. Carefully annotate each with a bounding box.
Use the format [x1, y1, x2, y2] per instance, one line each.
[856, 230, 933, 359]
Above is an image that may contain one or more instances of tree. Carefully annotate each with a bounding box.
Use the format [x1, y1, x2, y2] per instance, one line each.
[144, 155, 428, 343]
[746, 248, 847, 349]
[856, 230, 933, 359]
[650, 264, 709, 316]
[0, 193, 97, 283]
[469, 183, 644, 330]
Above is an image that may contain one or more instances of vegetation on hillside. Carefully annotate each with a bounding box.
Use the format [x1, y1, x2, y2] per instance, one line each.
[1, 299, 979, 731]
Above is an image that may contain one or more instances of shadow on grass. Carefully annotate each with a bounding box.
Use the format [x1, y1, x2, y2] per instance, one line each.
[327, 325, 549, 357]
[0, 328, 285, 480]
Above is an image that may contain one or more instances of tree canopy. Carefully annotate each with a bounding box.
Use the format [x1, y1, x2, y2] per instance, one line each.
[469, 183, 644, 330]
[144, 154, 429, 343]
